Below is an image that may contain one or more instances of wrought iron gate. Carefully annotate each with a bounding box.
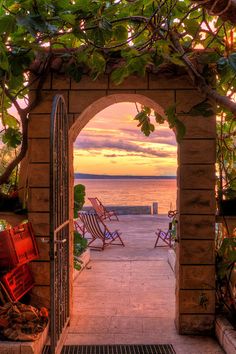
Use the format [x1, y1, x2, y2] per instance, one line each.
[50, 95, 70, 353]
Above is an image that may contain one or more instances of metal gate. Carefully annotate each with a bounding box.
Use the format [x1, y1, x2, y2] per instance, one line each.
[50, 95, 70, 353]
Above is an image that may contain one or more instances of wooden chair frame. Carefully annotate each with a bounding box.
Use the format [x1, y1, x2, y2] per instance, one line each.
[154, 210, 178, 248]
[88, 197, 119, 221]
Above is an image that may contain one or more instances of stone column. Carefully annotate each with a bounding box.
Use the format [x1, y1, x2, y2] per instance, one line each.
[175, 92, 216, 334]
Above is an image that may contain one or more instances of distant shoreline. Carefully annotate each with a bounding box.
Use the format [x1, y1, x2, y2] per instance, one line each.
[74, 173, 176, 180]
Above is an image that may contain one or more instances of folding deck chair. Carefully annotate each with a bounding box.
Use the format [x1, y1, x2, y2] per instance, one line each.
[154, 210, 178, 248]
[88, 197, 119, 221]
[78, 212, 124, 250]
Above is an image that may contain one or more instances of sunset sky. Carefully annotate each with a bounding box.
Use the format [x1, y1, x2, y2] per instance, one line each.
[73, 102, 177, 176]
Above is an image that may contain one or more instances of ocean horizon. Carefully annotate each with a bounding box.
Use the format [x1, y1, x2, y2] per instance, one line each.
[74, 173, 176, 180]
[74, 177, 177, 214]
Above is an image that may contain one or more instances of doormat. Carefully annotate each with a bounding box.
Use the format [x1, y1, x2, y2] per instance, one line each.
[43, 344, 176, 354]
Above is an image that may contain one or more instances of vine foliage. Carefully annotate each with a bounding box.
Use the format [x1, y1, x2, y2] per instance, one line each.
[0, 0, 236, 189]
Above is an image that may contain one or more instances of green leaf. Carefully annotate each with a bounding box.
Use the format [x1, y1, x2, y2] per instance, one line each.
[0, 14, 16, 34]
[98, 17, 112, 32]
[88, 52, 106, 78]
[184, 100, 214, 117]
[110, 65, 129, 85]
[112, 24, 127, 42]
[175, 119, 186, 143]
[0, 46, 9, 71]
[165, 105, 176, 127]
[184, 19, 200, 37]
[66, 63, 83, 83]
[217, 57, 228, 71]
[228, 53, 236, 72]
[165, 105, 186, 142]
[168, 54, 185, 67]
[154, 112, 165, 124]
[2, 113, 19, 129]
[2, 127, 22, 148]
[60, 13, 76, 25]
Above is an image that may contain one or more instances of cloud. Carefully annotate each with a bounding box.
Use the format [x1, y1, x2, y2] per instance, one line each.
[75, 138, 176, 158]
[77, 126, 177, 147]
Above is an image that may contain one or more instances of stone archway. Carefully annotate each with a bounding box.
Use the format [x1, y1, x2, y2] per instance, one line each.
[25, 72, 216, 335]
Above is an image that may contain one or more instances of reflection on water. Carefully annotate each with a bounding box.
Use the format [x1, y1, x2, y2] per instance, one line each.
[74, 178, 177, 214]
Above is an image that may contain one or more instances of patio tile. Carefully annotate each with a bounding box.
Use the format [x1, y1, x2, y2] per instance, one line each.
[66, 215, 224, 354]
[68, 316, 111, 334]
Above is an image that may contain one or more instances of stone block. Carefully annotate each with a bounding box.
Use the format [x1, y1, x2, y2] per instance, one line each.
[30, 286, 50, 308]
[109, 74, 148, 90]
[180, 265, 215, 289]
[29, 73, 52, 90]
[30, 261, 50, 285]
[29, 90, 68, 113]
[176, 90, 205, 113]
[29, 139, 49, 163]
[179, 139, 216, 164]
[149, 74, 194, 89]
[69, 90, 106, 113]
[179, 314, 215, 335]
[71, 74, 109, 89]
[20, 324, 49, 354]
[28, 212, 50, 236]
[179, 289, 215, 313]
[28, 114, 50, 138]
[28, 163, 49, 187]
[28, 188, 49, 212]
[52, 73, 70, 89]
[178, 115, 216, 139]
[35, 237, 50, 261]
[216, 316, 236, 354]
[179, 164, 215, 190]
[0, 343, 21, 354]
[178, 214, 215, 239]
[180, 190, 215, 214]
[0, 212, 26, 227]
[106, 90, 136, 97]
[137, 90, 175, 110]
[68, 113, 75, 129]
[180, 240, 215, 264]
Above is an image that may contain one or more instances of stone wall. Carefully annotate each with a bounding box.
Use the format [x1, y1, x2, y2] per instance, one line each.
[25, 71, 216, 334]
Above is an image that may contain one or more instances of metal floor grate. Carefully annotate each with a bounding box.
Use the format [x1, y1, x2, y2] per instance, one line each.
[43, 344, 176, 354]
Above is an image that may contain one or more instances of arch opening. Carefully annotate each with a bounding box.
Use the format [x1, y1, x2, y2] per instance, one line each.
[69, 95, 178, 344]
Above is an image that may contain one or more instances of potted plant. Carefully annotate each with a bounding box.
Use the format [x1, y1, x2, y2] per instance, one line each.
[73, 184, 89, 272]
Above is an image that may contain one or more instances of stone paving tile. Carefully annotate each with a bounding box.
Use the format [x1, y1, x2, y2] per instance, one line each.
[109, 316, 143, 334]
[65, 215, 224, 353]
[65, 333, 116, 345]
[68, 316, 110, 334]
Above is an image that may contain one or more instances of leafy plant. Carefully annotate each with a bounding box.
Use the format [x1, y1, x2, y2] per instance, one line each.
[216, 111, 236, 211]
[74, 231, 88, 257]
[74, 184, 85, 218]
[73, 183, 87, 270]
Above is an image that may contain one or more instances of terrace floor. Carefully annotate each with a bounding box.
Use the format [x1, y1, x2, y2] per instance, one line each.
[65, 215, 224, 354]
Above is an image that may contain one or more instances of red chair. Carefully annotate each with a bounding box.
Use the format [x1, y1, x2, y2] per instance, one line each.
[154, 210, 178, 248]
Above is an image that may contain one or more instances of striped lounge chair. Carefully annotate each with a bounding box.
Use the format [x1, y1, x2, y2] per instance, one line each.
[78, 212, 124, 251]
